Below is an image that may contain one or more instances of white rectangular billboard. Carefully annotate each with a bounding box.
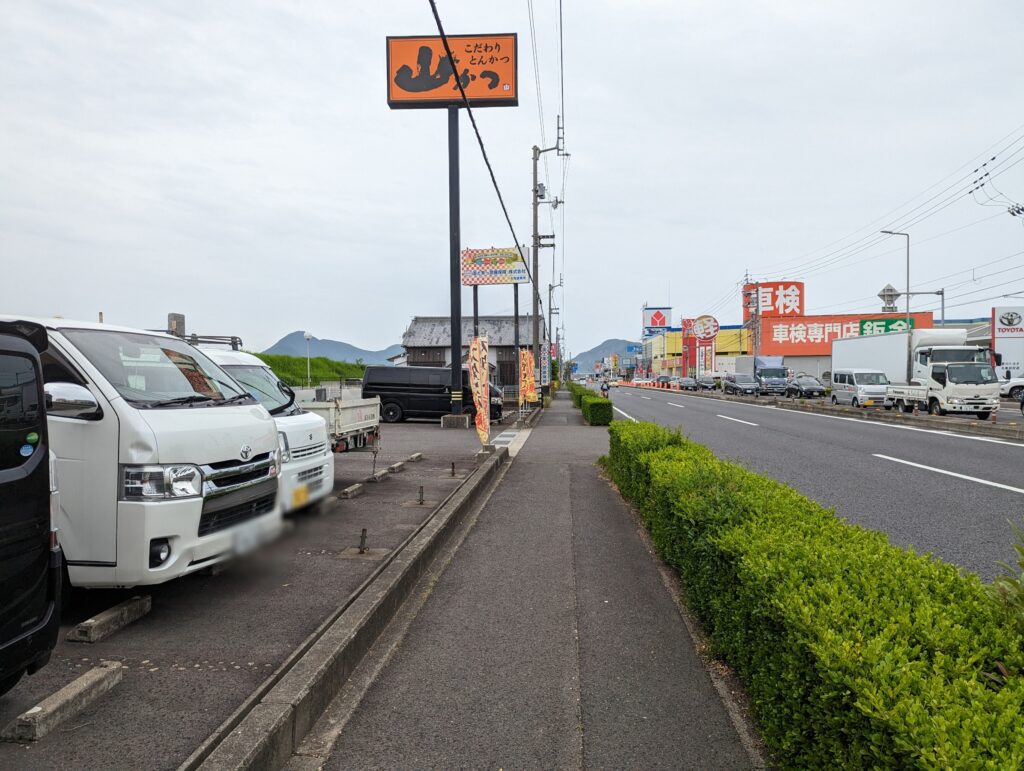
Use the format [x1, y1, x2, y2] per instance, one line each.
[993, 306, 1024, 379]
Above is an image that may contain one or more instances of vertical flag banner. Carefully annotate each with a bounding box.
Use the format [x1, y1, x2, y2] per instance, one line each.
[520, 348, 538, 403]
[468, 336, 490, 445]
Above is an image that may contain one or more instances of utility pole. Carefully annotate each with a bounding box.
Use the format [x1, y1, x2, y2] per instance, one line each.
[881, 231, 911, 383]
[532, 142, 559, 395]
[548, 275, 562, 372]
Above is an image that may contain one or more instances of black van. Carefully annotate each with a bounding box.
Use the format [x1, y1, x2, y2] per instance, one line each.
[362, 366, 503, 423]
[0, 320, 62, 698]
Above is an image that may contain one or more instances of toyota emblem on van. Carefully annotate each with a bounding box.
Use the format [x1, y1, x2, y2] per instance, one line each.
[240, 445, 252, 460]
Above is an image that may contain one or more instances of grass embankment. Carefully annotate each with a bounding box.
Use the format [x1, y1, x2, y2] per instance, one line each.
[250, 352, 365, 387]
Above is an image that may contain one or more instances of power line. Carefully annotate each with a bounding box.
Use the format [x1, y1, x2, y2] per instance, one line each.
[426, 0, 543, 318]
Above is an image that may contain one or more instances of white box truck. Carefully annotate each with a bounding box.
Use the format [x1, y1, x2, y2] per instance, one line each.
[1, 317, 284, 589]
[831, 329, 1001, 418]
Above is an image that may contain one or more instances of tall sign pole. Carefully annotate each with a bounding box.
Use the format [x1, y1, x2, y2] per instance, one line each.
[531, 145, 540, 382]
[448, 105, 463, 413]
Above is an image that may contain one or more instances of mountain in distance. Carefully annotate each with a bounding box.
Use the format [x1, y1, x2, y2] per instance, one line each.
[263, 331, 403, 365]
[571, 338, 640, 367]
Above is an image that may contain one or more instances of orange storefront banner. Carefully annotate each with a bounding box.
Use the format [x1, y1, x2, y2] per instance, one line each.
[759, 312, 933, 356]
[743, 281, 806, 321]
[468, 336, 490, 445]
[386, 34, 518, 109]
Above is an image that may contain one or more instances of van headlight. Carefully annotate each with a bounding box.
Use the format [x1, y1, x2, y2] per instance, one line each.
[947, 397, 964, 405]
[122, 465, 203, 500]
[278, 431, 291, 463]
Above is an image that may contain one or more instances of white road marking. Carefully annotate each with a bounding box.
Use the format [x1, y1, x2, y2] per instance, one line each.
[613, 406, 637, 422]
[640, 396, 652, 400]
[668, 393, 1024, 449]
[668, 402, 685, 408]
[873, 454, 1024, 494]
[716, 414, 758, 427]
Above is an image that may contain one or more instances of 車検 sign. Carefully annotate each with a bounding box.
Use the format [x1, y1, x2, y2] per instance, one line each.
[460, 247, 528, 285]
[742, 281, 805, 319]
[386, 34, 518, 109]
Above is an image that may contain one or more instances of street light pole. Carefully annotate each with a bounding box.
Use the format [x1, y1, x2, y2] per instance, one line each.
[303, 331, 313, 388]
[881, 230, 911, 382]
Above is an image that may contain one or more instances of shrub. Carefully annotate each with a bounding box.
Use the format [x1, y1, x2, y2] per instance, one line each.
[608, 421, 1024, 768]
[580, 394, 613, 425]
[568, 383, 588, 408]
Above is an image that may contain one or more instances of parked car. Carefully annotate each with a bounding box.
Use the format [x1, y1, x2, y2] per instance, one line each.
[998, 376, 1024, 402]
[677, 377, 698, 391]
[203, 348, 335, 514]
[697, 375, 716, 391]
[786, 376, 826, 399]
[362, 366, 502, 423]
[831, 368, 889, 408]
[0, 320, 62, 696]
[0, 316, 284, 590]
[723, 373, 758, 396]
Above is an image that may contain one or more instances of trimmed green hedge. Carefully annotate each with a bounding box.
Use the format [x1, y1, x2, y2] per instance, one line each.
[607, 421, 1024, 768]
[581, 394, 612, 425]
[569, 382, 588, 408]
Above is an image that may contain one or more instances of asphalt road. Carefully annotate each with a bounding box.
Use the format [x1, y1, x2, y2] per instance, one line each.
[608, 386, 1024, 581]
[0, 424, 484, 770]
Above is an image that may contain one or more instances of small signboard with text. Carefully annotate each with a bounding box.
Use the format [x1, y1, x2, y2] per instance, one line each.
[460, 247, 529, 285]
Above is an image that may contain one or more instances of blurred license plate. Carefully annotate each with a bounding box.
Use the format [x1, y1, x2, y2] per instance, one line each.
[233, 519, 261, 555]
[864, 399, 875, 406]
[291, 484, 309, 509]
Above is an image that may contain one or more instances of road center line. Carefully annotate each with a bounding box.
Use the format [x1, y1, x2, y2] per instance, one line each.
[613, 406, 637, 422]
[667, 402, 685, 408]
[716, 414, 758, 427]
[640, 395, 652, 400]
[873, 454, 1024, 494]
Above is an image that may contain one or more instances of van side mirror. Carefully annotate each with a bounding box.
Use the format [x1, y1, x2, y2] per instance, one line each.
[44, 382, 103, 420]
[994, 353, 1003, 366]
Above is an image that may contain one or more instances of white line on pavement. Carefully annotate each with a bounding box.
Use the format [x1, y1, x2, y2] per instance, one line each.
[640, 396, 652, 400]
[668, 402, 685, 408]
[873, 454, 1024, 494]
[717, 414, 758, 427]
[613, 406, 637, 422]
[667, 393, 1024, 449]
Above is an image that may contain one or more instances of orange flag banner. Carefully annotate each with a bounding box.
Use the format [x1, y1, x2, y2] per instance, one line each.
[468, 336, 490, 445]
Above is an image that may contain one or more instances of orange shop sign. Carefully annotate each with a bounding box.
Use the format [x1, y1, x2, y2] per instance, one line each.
[742, 281, 805, 320]
[386, 34, 518, 109]
[759, 312, 933, 356]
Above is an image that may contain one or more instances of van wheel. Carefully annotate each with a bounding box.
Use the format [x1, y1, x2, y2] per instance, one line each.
[929, 399, 945, 417]
[0, 671, 23, 698]
[852, 398, 860, 409]
[1010, 386, 1023, 401]
[381, 403, 403, 423]
[976, 412, 991, 421]
[831, 395, 837, 406]
[895, 399, 904, 413]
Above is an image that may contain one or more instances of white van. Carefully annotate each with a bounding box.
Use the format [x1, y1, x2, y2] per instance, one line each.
[202, 349, 334, 513]
[830, 368, 889, 408]
[0, 317, 283, 589]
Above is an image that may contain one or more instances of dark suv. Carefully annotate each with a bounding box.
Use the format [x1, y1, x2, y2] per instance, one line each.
[723, 373, 758, 396]
[362, 366, 503, 423]
[0, 320, 62, 697]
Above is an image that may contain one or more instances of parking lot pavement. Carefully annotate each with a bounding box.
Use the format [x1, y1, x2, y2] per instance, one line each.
[0, 422, 485, 770]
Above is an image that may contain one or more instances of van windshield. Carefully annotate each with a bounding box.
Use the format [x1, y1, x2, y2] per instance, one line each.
[734, 374, 755, 383]
[932, 349, 990, 364]
[221, 365, 293, 414]
[854, 373, 889, 385]
[62, 329, 252, 409]
[0, 352, 42, 470]
[759, 368, 787, 379]
[946, 364, 997, 385]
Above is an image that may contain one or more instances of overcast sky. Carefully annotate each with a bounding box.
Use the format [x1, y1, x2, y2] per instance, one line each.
[3, 1, 1023, 356]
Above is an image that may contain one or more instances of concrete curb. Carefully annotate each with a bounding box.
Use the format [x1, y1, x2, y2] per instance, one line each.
[3, 661, 123, 741]
[339, 484, 364, 500]
[188, 448, 510, 771]
[364, 469, 388, 483]
[407, 452, 423, 463]
[387, 462, 405, 474]
[66, 595, 151, 643]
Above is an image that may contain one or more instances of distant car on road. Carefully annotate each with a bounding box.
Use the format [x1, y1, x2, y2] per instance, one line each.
[677, 377, 698, 391]
[786, 376, 826, 399]
[697, 375, 716, 391]
[723, 373, 758, 396]
[999, 377, 1024, 402]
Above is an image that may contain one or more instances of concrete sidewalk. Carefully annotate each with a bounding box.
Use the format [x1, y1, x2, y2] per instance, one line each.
[325, 394, 755, 769]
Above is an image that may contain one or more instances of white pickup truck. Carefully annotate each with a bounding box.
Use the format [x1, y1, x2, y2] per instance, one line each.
[299, 387, 381, 454]
[885, 363, 1001, 419]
